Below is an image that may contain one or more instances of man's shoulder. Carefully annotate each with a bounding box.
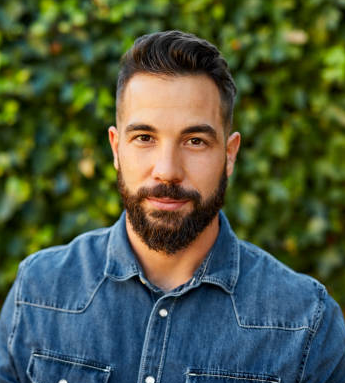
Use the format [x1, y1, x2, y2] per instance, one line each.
[238, 239, 322, 294]
[233, 239, 328, 331]
[15, 225, 114, 312]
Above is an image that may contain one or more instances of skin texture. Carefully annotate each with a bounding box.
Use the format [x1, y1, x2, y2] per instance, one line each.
[109, 73, 240, 291]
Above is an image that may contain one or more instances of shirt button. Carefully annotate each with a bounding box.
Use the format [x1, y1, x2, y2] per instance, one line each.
[145, 376, 155, 383]
[58, 380, 68, 383]
[159, 308, 168, 317]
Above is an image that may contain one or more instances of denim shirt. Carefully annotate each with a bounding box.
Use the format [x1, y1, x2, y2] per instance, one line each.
[1, 211, 345, 383]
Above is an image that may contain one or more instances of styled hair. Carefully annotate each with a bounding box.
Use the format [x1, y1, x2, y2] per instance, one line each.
[116, 30, 237, 133]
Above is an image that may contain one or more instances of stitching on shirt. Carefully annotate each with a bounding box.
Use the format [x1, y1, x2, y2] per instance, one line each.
[201, 276, 234, 294]
[16, 276, 107, 313]
[230, 294, 315, 332]
[31, 352, 112, 372]
[230, 238, 240, 290]
[297, 285, 325, 383]
[188, 372, 280, 382]
[137, 297, 161, 383]
[156, 298, 177, 383]
[104, 243, 139, 281]
[105, 271, 139, 282]
[198, 249, 214, 281]
[137, 296, 178, 383]
[199, 226, 240, 294]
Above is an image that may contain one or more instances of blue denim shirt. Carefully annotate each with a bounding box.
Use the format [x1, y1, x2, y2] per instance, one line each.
[1, 211, 345, 383]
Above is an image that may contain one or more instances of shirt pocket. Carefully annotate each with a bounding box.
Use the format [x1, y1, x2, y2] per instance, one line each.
[186, 369, 280, 383]
[27, 350, 112, 383]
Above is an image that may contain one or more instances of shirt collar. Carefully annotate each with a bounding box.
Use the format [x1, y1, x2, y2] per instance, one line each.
[197, 210, 240, 294]
[104, 210, 240, 294]
[105, 212, 140, 281]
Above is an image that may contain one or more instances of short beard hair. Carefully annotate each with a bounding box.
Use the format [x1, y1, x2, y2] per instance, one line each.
[117, 166, 228, 254]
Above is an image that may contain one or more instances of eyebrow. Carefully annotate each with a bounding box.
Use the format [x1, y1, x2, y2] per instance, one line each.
[125, 123, 217, 140]
[181, 124, 217, 140]
[125, 124, 157, 134]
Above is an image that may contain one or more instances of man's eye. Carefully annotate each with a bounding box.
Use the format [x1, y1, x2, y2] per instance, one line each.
[135, 134, 153, 142]
[188, 137, 204, 146]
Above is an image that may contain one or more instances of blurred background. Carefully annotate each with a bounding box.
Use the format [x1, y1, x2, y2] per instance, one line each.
[0, 0, 345, 311]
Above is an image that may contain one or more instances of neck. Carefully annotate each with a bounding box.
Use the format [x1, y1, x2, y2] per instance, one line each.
[125, 213, 220, 292]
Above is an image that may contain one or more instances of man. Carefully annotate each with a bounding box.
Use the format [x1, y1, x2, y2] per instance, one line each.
[0, 31, 344, 383]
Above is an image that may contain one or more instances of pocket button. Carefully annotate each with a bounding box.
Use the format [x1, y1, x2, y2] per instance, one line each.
[58, 379, 68, 383]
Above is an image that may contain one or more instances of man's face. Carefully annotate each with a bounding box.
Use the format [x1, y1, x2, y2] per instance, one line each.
[109, 73, 240, 253]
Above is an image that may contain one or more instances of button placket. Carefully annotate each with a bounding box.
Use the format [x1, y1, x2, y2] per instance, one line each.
[137, 297, 177, 383]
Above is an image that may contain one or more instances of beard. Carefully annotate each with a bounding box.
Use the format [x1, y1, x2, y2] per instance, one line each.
[117, 165, 228, 255]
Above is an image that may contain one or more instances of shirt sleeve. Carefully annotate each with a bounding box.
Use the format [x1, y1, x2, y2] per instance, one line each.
[0, 282, 20, 383]
[301, 291, 345, 383]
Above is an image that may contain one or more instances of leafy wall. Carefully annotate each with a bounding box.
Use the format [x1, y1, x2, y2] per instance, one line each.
[1, 0, 345, 309]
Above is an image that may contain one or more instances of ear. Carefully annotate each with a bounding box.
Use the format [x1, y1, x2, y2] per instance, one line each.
[226, 132, 241, 177]
[108, 126, 119, 170]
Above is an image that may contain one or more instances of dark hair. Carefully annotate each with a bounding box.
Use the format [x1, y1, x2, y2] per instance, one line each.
[116, 30, 237, 133]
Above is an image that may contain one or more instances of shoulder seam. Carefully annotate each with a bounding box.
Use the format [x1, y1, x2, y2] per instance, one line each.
[16, 275, 107, 313]
[230, 294, 316, 332]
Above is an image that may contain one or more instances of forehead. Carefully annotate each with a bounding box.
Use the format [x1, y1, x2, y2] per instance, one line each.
[118, 73, 223, 132]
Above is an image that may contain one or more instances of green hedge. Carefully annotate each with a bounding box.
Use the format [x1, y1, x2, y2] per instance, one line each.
[1, 0, 345, 309]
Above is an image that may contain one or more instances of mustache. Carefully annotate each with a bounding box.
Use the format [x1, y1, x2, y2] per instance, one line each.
[136, 183, 201, 203]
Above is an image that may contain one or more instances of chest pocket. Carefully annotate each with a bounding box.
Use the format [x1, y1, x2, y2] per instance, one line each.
[27, 350, 112, 383]
[186, 369, 280, 383]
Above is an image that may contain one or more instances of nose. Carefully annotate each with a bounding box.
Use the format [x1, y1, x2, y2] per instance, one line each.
[151, 144, 184, 184]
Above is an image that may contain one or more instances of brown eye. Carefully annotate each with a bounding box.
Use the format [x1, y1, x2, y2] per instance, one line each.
[137, 134, 152, 142]
[190, 138, 203, 145]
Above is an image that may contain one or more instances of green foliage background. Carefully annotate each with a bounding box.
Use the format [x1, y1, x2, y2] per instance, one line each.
[1, 0, 345, 310]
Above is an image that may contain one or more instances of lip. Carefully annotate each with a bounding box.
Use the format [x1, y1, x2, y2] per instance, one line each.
[146, 197, 189, 211]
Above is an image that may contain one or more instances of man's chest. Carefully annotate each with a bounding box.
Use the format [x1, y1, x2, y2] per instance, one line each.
[15, 280, 308, 383]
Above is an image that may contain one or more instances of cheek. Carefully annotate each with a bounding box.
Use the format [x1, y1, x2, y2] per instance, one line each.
[186, 154, 226, 194]
[117, 147, 151, 186]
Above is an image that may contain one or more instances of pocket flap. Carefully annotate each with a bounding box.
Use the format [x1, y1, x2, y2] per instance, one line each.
[186, 369, 280, 383]
[27, 350, 111, 383]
